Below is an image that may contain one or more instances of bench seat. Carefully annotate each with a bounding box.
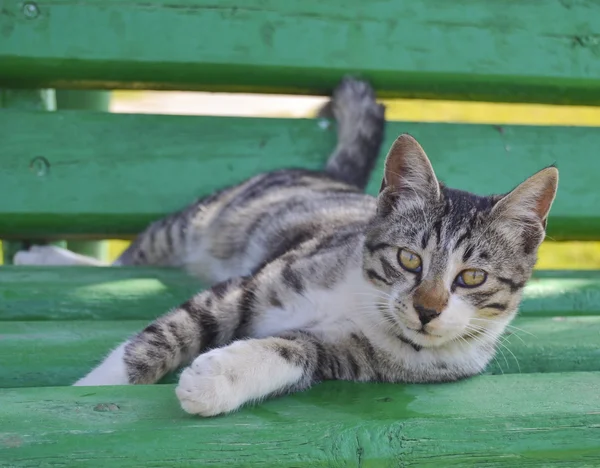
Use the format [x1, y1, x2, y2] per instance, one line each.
[2, 0, 600, 465]
[1, 374, 599, 466]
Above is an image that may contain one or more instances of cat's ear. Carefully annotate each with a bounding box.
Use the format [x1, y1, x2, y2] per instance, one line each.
[492, 166, 559, 227]
[379, 134, 440, 200]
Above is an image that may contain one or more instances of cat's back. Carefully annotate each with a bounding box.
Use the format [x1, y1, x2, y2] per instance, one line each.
[184, 169, 376, 281]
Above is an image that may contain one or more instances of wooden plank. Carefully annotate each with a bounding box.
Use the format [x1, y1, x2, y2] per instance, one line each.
[0, 110, 333, 239]
[55, 90, 112, 261]
[522, 270, 600, 317]
[0, 89, 57, 264]
[1, 111, 600, 240]
[2, 316, 599, 388]
[1, 373, 599, 466]
[0, 267, 201, 321]
[3, 1, 600, 104]
[1, 268, 599, 322]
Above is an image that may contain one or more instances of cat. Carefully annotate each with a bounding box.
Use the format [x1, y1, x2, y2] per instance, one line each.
[17, 78, 558, 417]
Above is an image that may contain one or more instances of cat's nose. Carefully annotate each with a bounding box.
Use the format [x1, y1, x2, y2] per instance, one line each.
[414, 304, 441, 325]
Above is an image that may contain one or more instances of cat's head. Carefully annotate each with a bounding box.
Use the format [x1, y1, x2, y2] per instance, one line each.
[363, 134, 558, 349]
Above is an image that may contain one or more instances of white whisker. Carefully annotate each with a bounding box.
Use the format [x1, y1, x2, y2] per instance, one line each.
[352, 291, 394, 300]
[496, 340, 521, 374]
[470, 317, 535, 337]
[465, 329, 510, 370]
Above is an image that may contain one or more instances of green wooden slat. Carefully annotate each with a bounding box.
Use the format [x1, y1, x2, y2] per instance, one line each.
[1, 374, 599, 466]
[522, 270, 600, 316]
[1, 111, 600, 240]
[56, 90, 112, 261]
[0, 110, 333, 239]
[0, 267, 201, 321]
[2, 316, 599, 388]
[0, 89, 57, 264]
[3, 1, 600, 104]
[1, 268, 599, 322]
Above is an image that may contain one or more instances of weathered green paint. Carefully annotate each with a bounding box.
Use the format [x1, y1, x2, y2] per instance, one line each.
[55, 90, 112, 261]
[1, 3, 597, 463]
[522, 270, 600, 317]
[1, 111, 599, 240]
[3, 1, 600, 105]
[0, 89, 57, 263]
[1, 373, 599, 466]
[2, 315, 599, 388]
[0, 110, 331, 239]
[1, 268, 599, 322]
[0, 267, 202, 321]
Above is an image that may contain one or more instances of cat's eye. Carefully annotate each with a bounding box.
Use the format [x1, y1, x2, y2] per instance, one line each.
[398, 249, 422, 273]
[456, 269, 487, 288]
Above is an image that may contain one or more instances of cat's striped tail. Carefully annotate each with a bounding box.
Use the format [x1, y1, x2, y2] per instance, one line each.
[322, 77, 386, 191]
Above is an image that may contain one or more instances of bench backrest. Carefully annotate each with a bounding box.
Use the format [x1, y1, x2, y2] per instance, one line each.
[1, 0, 599, 244]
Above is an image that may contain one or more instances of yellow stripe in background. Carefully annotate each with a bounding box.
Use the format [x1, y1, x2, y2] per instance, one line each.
[383, 99, 600, 126]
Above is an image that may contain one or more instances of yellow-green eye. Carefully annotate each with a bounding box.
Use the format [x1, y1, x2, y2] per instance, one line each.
[398, 249, 422, 273]
[456, 269, 487, 288]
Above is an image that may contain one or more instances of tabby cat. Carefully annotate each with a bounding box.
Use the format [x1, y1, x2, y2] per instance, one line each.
[16, 78, 558, 417]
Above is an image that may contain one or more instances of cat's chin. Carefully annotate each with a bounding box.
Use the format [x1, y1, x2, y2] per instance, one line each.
[400, 326, 459, 348]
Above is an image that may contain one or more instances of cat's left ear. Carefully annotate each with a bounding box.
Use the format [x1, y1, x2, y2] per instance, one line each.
[492, 166, 559, 227]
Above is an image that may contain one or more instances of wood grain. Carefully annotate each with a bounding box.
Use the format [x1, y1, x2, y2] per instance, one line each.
[1, 111, 599, 239]
[2, 1, 600, 104]
[1, 373, 599, 466]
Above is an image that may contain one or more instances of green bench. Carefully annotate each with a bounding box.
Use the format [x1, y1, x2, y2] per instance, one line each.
[1, 1, 599, 465]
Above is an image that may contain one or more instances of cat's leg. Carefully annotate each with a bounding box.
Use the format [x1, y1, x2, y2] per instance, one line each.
[11, 187, 233, 269]
[10, 211, 192, 268]
[13, 245, 108, 266]
[74, 275, 249, 386]
[111, 190, 229, 268]
[176, 330, 380, 416]
[74, 254, 314, 387]
[74, 231, 365, 388]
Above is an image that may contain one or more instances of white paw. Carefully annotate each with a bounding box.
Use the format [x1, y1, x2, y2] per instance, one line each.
[175, 339, 305, 417]
[14, 245, 76, 266]
[176, 346, 247, 417]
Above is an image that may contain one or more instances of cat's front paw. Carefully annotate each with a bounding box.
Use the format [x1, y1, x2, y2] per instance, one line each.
[175, 345, 248, 417]
[176, 338, 305, 417]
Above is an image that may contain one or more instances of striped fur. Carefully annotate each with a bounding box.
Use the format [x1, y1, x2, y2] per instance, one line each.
[33, 79, 560, 417]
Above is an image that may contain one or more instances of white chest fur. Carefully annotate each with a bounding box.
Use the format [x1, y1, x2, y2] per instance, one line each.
[250, 268, 380, 339]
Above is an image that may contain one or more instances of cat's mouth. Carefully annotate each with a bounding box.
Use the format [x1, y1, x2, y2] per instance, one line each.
[400, 325, 449, 348]
[408, 327, 442, 338]
[390, 309, 451, 346]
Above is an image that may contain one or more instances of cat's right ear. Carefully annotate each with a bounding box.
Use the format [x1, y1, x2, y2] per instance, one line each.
[491, 166, 559, 228]
[378, 134, 440, 199]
